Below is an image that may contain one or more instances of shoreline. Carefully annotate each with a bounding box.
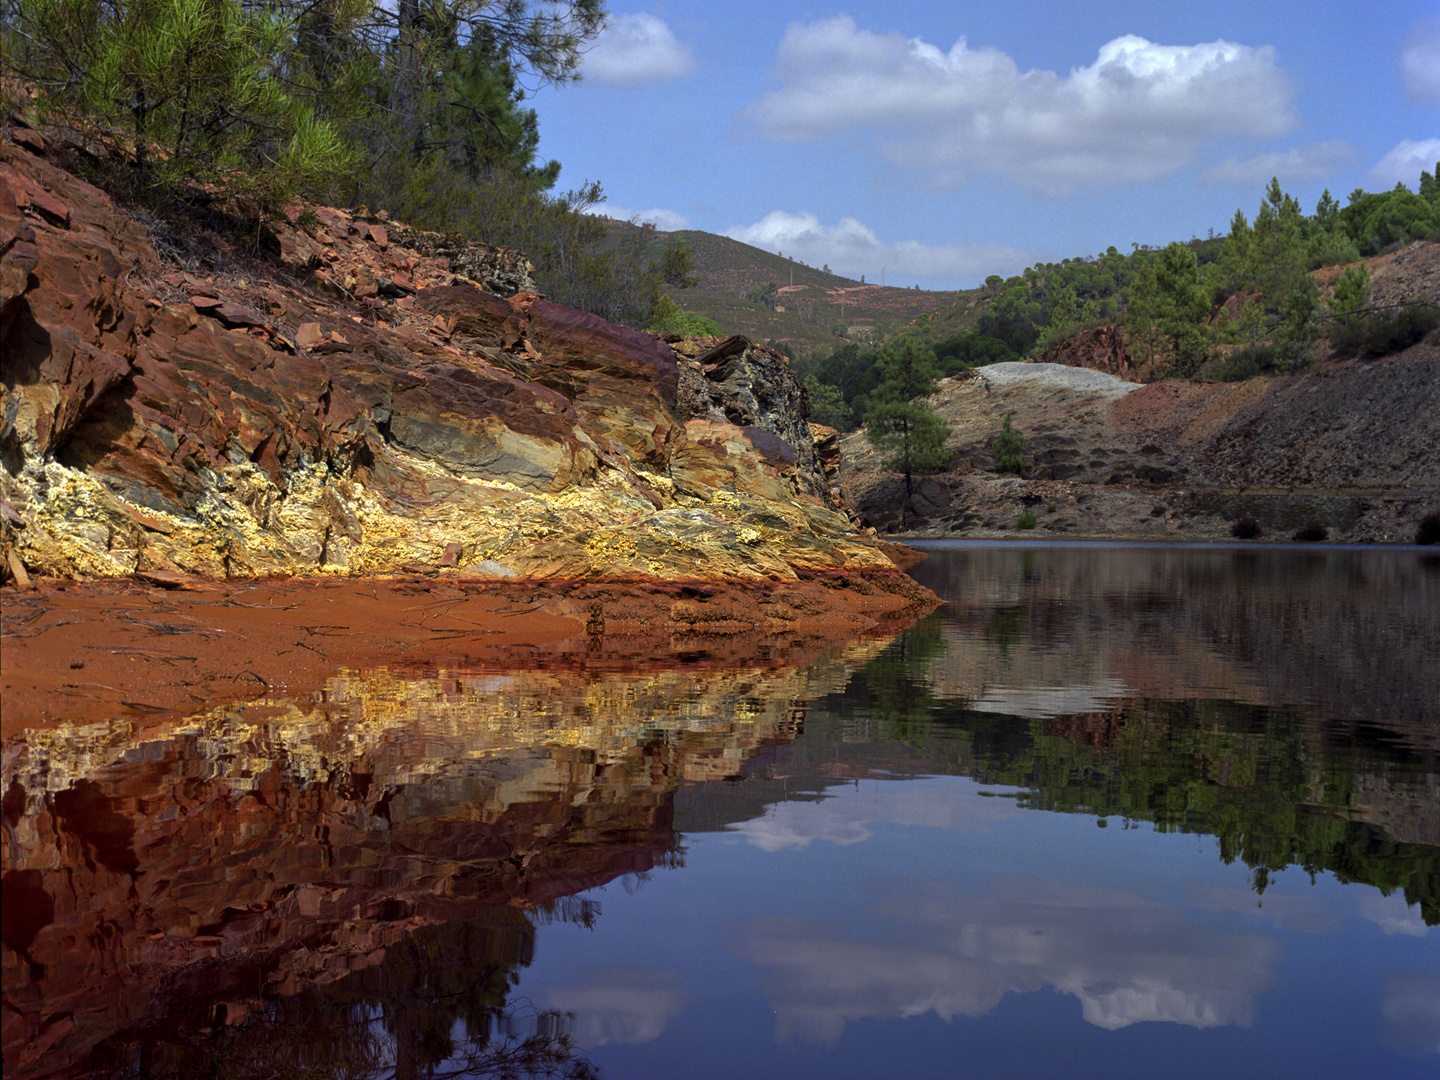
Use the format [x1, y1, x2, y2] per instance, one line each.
[1, 568, 936, 738]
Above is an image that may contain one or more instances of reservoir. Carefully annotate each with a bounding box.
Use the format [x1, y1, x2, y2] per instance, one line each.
[3, 542, 1437, 1078]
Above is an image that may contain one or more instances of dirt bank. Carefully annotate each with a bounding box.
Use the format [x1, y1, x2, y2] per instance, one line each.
[1, 567, 934, 736]
[842, 351, 1440, 543]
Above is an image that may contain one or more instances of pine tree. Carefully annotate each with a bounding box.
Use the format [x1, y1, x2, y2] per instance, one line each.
[1128, 242, 1212, 377]
[864, 339, 951, 497]
[12, 0, 353, 208]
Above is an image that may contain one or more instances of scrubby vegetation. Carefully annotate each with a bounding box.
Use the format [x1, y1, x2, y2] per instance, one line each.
[798, 168, 1439, 425]
[1, 0, 703, 330]
[991, 412, 1031, 475]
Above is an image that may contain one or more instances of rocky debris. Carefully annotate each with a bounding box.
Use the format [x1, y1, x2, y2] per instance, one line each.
[842, 353, 1440, 542]
[1033, 324, 1141, 380]
[0, 134, 930, 615]
[674, 334, 833, 503]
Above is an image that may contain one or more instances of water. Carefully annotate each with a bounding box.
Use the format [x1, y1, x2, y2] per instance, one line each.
[2, 542, 1437, 1079]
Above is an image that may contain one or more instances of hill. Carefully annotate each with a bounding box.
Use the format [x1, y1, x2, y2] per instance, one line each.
[604, 219, 975, 354]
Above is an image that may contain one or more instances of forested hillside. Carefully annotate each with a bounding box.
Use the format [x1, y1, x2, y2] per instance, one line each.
[801, 172, 1440, 431]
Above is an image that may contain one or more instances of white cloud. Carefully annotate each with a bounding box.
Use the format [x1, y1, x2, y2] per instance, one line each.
[724, 210, 1031, 288]
[604, 205, 692, 230]
[1370, 138, 1440, 189]
[582, 13, 695, 86]
[1200, 141, 1360, 185]
[736, 877, 1279, 1045]
[1402, 19, 1440, 103]
[745, 17, 1297, 196]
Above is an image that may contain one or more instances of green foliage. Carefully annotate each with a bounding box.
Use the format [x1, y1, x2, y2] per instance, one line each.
[803, 375, 852, 430]
[1273, 271, 1320, 372]
[866, 400, 951, 488]
[1330, 303, 1440, 359]
[10, 0, 354, 209]
[647, 294, 719, 337]
[744, 280, 780, 310]
[865, 339, 950, 491]
[1016, 510, 1038, 530]
[991, 411, 1031, 474]
[1329, 263, 1371, 321]
[1340, 184, 1440, 255]
[932, 331, 1019, 372]
[1127, 242, 1212, 377]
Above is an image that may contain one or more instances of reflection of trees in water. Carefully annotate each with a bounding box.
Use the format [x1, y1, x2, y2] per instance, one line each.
[106, 906, 601, 1080]
[821, 622, 1439, 925]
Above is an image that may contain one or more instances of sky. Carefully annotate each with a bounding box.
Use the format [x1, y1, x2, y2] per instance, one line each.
[527, 1, 1440, 290]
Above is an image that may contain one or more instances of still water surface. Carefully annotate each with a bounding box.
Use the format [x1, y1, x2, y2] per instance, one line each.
[3, 542, 1437, 1078]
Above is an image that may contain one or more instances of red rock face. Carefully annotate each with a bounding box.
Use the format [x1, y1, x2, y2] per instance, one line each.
[1, 136, 918, 586]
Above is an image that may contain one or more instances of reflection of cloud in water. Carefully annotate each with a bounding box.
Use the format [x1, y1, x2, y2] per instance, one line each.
[1186, 881, 1339, 934]
[969, 680, 1129, 719]
[1381, 972, 1440, 1056]
[736, 878, 1278, 1044]
[541, 967, 687, 1046]
[725, 778, 1026, 851]
[1358, 890, 1431, 938]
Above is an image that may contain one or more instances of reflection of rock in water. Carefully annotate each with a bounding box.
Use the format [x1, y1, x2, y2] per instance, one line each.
[0, 646, 883, 1080]
[907, 545, 1440, 745]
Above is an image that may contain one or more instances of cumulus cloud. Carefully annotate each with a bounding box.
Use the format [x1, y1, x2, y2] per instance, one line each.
[1402, 19, 1440, 102]
[1200, 140, 1360, 185]
[745, 17, 1297, 195]
[1370, 138, 1440, 189]
[724, 210, 1031, 288]
[582, 13, 695, 86]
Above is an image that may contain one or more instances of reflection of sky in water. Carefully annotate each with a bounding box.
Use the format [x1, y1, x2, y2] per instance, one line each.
[739, 877, 1279, 1042]
[518, 771, 1438, 1078]
[725, 778, 1026, 851]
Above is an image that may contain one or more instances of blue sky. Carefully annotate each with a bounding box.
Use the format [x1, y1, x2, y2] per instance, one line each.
[529, 1, 1440, 289]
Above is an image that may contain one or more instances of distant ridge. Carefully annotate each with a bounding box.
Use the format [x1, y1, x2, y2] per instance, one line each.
[606, 219, 980, 353]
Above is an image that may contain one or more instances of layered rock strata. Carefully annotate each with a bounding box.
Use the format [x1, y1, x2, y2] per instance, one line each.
[0, 134, 927, 614]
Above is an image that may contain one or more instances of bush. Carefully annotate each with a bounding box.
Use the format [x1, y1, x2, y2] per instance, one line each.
[1293, 521, 1328, 542]
[1330, 304, 1440, 359]
[1205, 349, 1267, 382]
[1417, 512, 1440, 545]
[991, 412, 1031, 474]
[1231, 517, 1262, 539]
[1016, 511, 1038, 530]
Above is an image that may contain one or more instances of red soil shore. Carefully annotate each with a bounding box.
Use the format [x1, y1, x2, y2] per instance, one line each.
[1, 568, 935, 737]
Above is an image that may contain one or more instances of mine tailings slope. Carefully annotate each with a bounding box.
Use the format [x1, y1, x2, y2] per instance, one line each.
[0, 129, 935, 690]
[841, 343, 1440, 543]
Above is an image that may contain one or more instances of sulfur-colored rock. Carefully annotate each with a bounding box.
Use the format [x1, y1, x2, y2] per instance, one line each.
[0, 133, 928, 618]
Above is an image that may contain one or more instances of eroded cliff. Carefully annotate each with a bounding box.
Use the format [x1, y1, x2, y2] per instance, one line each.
[0, 131, 924, 615]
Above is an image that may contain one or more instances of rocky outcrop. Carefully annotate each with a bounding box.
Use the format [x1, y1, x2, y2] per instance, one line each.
[0, 134, 928, 611]
[843, 356, 1440, 542]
